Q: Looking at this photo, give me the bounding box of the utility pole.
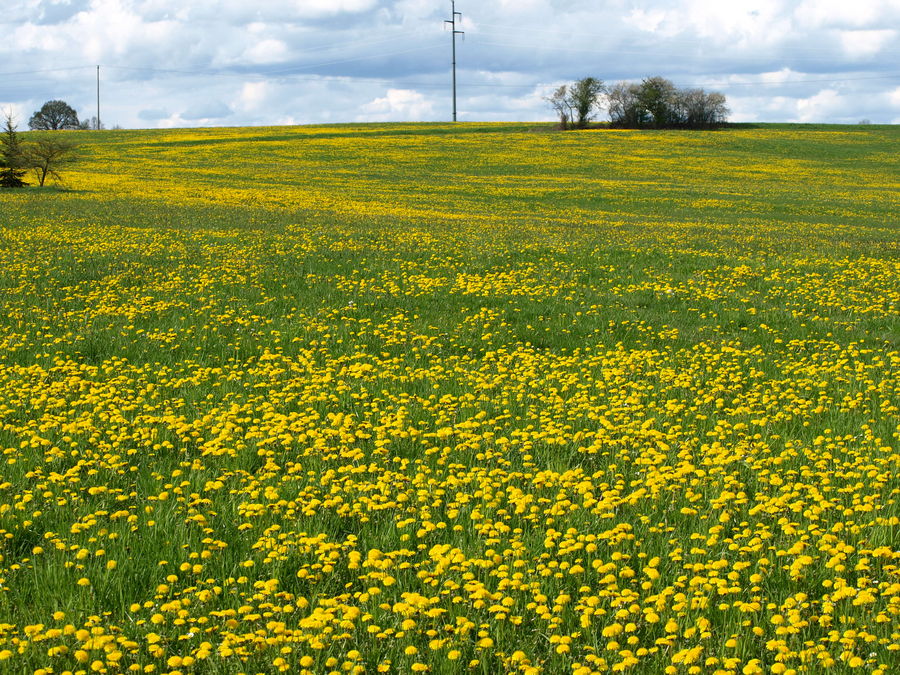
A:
[444,1,464,122]
[96,65,101,130]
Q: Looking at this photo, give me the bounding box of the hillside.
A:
[0,123,898,674]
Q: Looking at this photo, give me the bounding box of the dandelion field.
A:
[0,122,898,675]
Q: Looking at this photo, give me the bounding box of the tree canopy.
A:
[1,112,78,188]
[608,77,729,129]
[550,76,729,130]
[546,77,606,129]
[29,100,80,131]
[26,136,78,186]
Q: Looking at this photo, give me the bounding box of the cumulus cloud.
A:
[358,88,434,121]
[236,81,272,112]
[1,0,898,127]
[243,39,290,65]
[839,29,897,59]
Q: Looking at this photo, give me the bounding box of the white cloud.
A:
[796,88,842,122]
[758,68,801,85]
[792,0,895,29]
[2,0,898,127]
[889,87,900,107]
[290,0,379,17]
[624,9,668,34]
[624,0,790,45]
[244,39,290,64]
[839,29,897,58]
[236,81,271,112]
[0,102,28,123]
[358,88,434,121]
[13,22,68,51]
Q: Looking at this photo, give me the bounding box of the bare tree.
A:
[702,91,729,126]
[607,81,645,128]
[546,85,573,129]
[678,89,729,127]
[79,116,105,131]
[29,100,80,131]
[26,136,78,186]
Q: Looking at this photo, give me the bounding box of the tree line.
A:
[548,76,729,130]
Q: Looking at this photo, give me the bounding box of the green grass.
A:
[0,122,897,674]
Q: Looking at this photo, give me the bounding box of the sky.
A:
[2,0,899,128]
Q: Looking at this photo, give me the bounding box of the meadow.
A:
[0,122,897,675]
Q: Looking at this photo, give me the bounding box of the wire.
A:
[0,65,96,77]
[0,31,439,79]
[2,29,897,116]
[694,74,900,87]
[100,68,540,93]
[99,44,442,80]
[242,44,444,75]
[475,22,900,57]
[4,57,896,95]
[473,37,900,66]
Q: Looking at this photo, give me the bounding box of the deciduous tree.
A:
[638,76,679,128]
[608,77,729,129]
[568,77,606,129]
[607,82,645,128]
[79,116,104,131]
[27,136,78,186]
[29,100,80,131]
[546,85,573,130]
[546,77,606,130]
[677,88,730,127]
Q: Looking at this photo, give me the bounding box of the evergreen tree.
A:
[0,113,28,188]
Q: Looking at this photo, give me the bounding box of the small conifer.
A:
[0,113,28,188]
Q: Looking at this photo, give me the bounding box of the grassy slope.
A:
[7,123,898,354]
[0,123,897,674]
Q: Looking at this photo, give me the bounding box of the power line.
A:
[100,63,900,91]
[687,73,900,87]
[0,65,97,77]
[2,25,898,126]
[101,45,442,79]
[473,37,900,64]
[104,72,529,90]
[3,60,896,93]
[0,33,439,80]
[474,22,900,57]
